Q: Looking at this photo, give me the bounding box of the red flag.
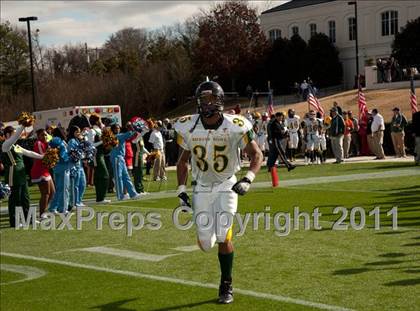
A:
[267,91,275,116]
[307,87,324,116]
[410,78,418,113]
[358,86,368,122]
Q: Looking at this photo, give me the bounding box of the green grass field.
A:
[1,162,419,311]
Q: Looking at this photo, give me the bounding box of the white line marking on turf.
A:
[171,245,200,252]
[0,263,46,285]
[77,246,180,262]
[0,252,355,311]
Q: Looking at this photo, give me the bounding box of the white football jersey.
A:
[285,116,300,132]
[175,114,254,186]
[304,118,323,135]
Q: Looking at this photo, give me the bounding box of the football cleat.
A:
[218,280,234,304]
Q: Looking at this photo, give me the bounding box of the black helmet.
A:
[288,109,295,118]
[195,80,224,118]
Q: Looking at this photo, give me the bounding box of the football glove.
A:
[177,185,191,207]
[178,192,191,207]
[231,171,255,196]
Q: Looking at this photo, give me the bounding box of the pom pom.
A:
[69,147,83,163]
[0,182,11,200]
[146,150,160,162]
[102,128,118,150]
[79,140,96,162]
[17,112,35,127]
[131,116,149,133]
[42,148,59,169]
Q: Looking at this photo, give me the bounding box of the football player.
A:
[303,110,323,164]
[175,80,263,304]
[285,109,300,161]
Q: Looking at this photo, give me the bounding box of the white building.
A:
[260,0,420,89]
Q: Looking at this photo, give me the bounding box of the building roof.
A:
[262,0,337,15]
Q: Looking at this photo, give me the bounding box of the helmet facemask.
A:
[197,93,224,118]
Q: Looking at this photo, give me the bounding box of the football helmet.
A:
[195,80,224,118]
[288,109,295,118]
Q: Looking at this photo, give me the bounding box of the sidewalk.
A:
[165,155,415,171]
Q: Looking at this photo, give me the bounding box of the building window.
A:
[309,23,317,37]
[328,20,336,43]
[269,29,281,43]
[381,10,398,36]
[292,26,299,36]
[348,17,356,41]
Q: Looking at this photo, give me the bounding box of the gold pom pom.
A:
[17,112,35,127]
[102,128,118,150]
[42,148,60,169]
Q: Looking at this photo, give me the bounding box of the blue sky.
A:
[1,1,286,48]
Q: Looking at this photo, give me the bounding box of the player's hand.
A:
[232,177,252,196]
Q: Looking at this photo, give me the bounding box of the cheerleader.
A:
[110,124,141,200]
[1,125,43,227]
[31,129,55,218]
[132,132,149,194]
[49,128,70,214]
[68,126,87,208]
[93,132,110,204]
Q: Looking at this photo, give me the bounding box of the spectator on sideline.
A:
[329,107,345,163]
[149,122,166,181]
[390,107,407,158]
[342,111,354,159]
[371,109,386,159]
[333,101,343,116]
[413,111,420,166]
[348,111,360,156]
[366,112,374,156]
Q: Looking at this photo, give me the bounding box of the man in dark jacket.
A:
[267,112,295,171]
[329,108,345,163]
[413,111,420,165]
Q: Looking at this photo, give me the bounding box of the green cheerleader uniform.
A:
[0,142,30,227]
[93,144,109,202]
[132,136,147,193]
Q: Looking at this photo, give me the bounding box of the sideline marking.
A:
[0,252,355,311]
[0,264,46,285]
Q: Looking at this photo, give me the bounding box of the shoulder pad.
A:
[174,114,199,134]
[224,114,253,133]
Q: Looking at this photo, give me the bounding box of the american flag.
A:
[267,90,275,116]
[307,86,324,116]
[358,86,368,121]
[410,78,418,113]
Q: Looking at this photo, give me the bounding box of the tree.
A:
[194,1,268,90]
[304,33,342,87]
[0,21,30,96]
[103,27,148,74]
[265,37,293,93]
[392,17,420,67]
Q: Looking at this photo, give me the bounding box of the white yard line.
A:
[0,263,46,285]
[77,246,180,262]
[0,252,355,311]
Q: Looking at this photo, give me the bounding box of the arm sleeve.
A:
[1,126,24,152]
[93,141,103,147]
[21,148,44,160]
[118,131,136,143]
[60,145,69,162]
